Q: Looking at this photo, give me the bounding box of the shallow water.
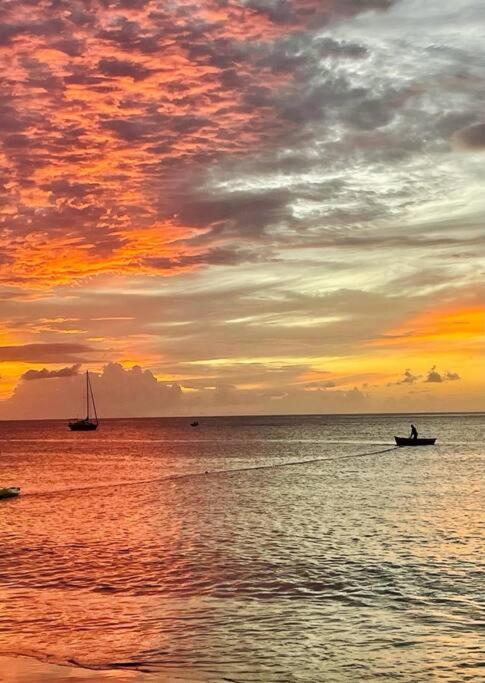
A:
[0,414,483,681]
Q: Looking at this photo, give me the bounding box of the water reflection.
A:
[0,415,483,681]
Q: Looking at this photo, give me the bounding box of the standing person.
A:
[410,424,418,440]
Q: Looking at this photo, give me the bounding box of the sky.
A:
[0,0,484,418]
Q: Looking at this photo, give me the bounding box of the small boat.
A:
[190,421,199,427]
[0,487,20,499]
[395,436,436,447]
[69,371,99,431]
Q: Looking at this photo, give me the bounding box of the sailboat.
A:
[68,371,99,431]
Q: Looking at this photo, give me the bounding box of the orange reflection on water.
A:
[0,439,210,677]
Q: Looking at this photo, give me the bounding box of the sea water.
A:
[0,414,483,681]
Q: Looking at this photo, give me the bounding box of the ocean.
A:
[0,414,483,682]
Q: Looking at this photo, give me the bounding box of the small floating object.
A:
[395,437,436,447]
[0,487,20,499]
[190,421,199,427]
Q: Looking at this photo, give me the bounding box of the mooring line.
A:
[19,446,398,499]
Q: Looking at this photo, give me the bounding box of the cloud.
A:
[391,369,420,386]
[452,123,485,150]
[142,247,265,270]
[391,364,462,387]
[0,361,374,418]
[0,0,418,290]
[425,366,444,383]
[0,363,182,419]
[0,0,483,415]
[424,365,461,383]
[305,380,337,389]
[98,57,152,81]
[242,0,396,26]
[21,363,81,381]
[0,343,97,363]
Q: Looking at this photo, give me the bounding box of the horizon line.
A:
[0,410,484,424]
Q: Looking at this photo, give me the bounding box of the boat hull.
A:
[395,437,436,447]
[69,421,98,431]
[0,487,20,499]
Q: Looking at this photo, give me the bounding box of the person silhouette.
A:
[410,424,418,440]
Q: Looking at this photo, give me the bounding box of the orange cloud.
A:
[0,0,390,291]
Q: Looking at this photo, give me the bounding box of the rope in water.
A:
[22,445,398,498]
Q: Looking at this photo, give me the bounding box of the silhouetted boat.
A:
[395,436,436,447]
[190,421,199,427]
[69,371,98,431]
[0,487,20,499]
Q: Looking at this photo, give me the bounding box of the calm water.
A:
[0,414,483,682]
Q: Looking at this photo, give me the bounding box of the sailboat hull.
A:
[69,421,98,431]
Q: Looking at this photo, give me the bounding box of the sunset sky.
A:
[0,0,483,418]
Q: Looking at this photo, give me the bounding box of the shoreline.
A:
[0,655,210,683]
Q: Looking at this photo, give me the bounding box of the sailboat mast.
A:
[88,372,98,424]
[86,371,89,420]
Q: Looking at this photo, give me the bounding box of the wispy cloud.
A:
[0,343,96,362]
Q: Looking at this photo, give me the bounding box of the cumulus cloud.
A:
[391,369,420,386]
[424,366,461,384]
[391,365,462,387]
[0,362,372,419]
[21,363,81,381]
[0,363,182,419]
[424,366,443,383]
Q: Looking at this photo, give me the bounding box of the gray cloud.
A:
[143,247,267,270]
[424,366,461,384]
[170,188,294,239]
[452,122,485,150]
[98,57,152,81]
[0,343,97,363]
[242,0,396,26]
[391,369,420,386]
[425,366,444,383]
[21,363,81,381]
